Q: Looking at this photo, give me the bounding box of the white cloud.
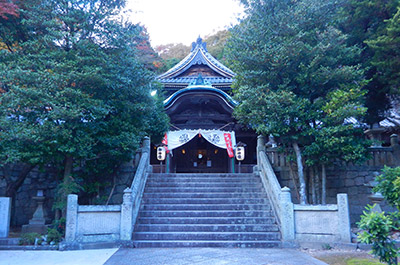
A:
[126,0,244,46]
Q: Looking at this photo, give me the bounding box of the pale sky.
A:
[126,0,244,47]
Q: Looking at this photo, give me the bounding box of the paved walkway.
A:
[104,248,327,265]
[0,247,327,265]
[0,248,118,265]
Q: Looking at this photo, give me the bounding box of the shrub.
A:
[19,233,42,245]
[46,228,62,244]
[358,166,400,265]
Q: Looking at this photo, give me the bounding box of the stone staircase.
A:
[133,173,281,247]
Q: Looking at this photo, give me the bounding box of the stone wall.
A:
[0,161,136,228]
[0,166,59,227]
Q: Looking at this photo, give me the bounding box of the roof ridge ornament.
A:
[189,74,212,87]
[191,36,208,52]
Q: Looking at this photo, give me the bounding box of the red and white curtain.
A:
[165,129,236,158]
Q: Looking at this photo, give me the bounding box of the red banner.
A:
[162,133,169,153]
[224,133,234,158]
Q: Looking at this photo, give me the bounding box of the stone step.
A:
[133,240,281,248]
[134,172,280,248]
[141,204,271,211]
[142,198,269,205]
[133,232,281,241]
[0,238,20,246]
[146,177,261,183]
[149,173,256,178]
[136,224,279,232]
[142,192,267,199]
[145,183,263,188]
[137,217,277,225]
[139,210,274,218]
[144,187,264,193]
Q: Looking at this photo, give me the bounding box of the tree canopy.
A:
[227,0,370,204]
[0,0,169,208]
[339,0,400,125]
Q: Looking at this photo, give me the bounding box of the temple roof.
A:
[164,74,238,110]
[157,37,235,88]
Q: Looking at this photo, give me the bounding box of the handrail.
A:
[258,150,283,225]
[130,137,151,231]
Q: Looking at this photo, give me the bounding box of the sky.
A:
[125,0,244,47]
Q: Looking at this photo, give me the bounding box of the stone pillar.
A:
[0,197,11,238]
[280,187,295,241]
[257,135,266,169]
[391,134,400,165]
[337,193,351,243]
[365,127,385,147]
[142,136,150,154]
[391,134,399,147]
[65,194,78,243]
[120,188,133,241]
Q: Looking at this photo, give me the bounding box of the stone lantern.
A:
[22,189,47,234]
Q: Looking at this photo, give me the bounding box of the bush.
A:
[19,233,42,245]
[358,206,399,265]
[51,217,66,236]
[374,166,400,210]
[358,166,400,265]
[46,228,62,244]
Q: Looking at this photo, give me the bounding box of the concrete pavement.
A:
[0,248,118,265]
[0,247,327,265]
[104,248,327,265]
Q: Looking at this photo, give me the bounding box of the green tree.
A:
[203,30,230,62]
[303,86,370,203]
[339,0,400,125]
[0,0,168,212]
[366,7,400,95]
[155,30,231,72]
[227,0,368,204]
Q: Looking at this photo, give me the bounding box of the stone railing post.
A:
[65,194,78,242]
[142,136,150,154]
[280,187,295,242]
[120,188,133,241]
[0,197,11,238]
[337,193,351,243]
[257,135,266,170]
[391,134,400,165]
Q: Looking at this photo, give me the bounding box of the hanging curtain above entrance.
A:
[166,129,236,157]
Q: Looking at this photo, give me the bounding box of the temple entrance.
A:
[173,134,229,173]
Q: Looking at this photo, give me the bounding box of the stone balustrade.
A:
[257,136,351,244]
[266,134,400,168]
[64,137,151,247]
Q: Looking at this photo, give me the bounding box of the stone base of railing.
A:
[59,240,133,251]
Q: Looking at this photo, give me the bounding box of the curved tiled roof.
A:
[164,84,238,110]
[157,37,235,83]
[160,76,233,85]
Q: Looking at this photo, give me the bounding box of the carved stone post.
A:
[65,194,78,243]
[280,186,295,242]
[257,135,266,170]
[120,188,133,241]
[391,134,400,165]
[142,136,150,154]
[337,193,351,243]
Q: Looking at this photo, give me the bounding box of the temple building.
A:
[151,37,257,173]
